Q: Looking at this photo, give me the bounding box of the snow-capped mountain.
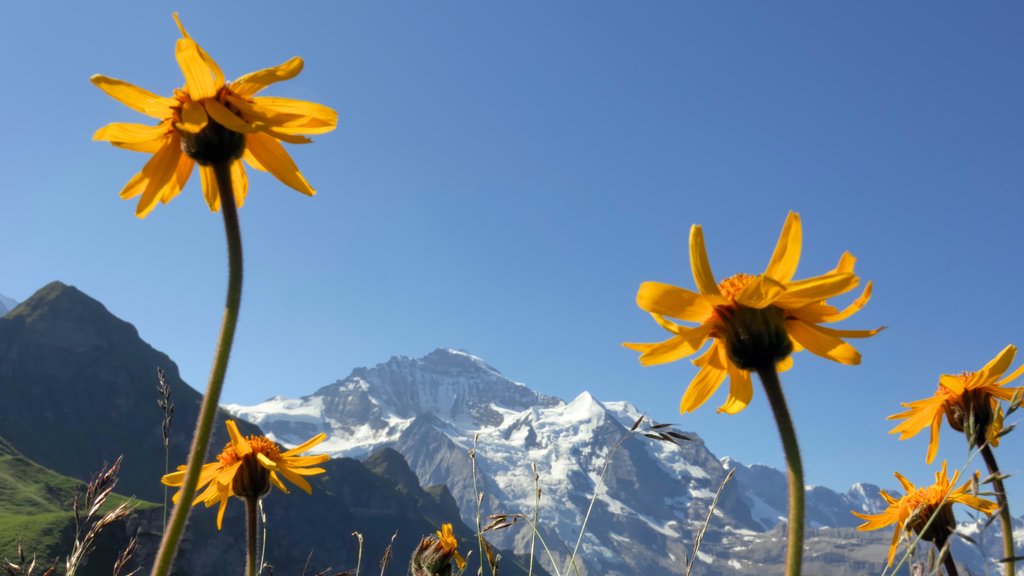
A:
[227,349,997,575]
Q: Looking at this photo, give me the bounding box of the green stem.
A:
[935,532,960,576]
[149,162,243,576]
[246,497,259,576]
[755,365,804,576]
[981,445,1016,576]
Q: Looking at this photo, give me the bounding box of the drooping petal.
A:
[281,454,330,467]
[199,164,221,212]
[90,75,177,118]
[763,211,801,283]
[679,361,728,413]
[278,467,314,494]
[242,147,267,172]
[230,56,304,98]
[689,225,722,298]
[734,275,786,309]
[231,160,248,208]
[161,145,194,204]
[635,282,713,322]
[245,132,316,195]
[925,413,942,464]
[785,319,862,365]
[93,122,171,145]
[134,140,184,218]
[719,356,753,414]
[176,100,209,134]
[623,323,712,366]
[269,471,290,493]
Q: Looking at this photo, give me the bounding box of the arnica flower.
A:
[624,211,882,414]
[161,420,328,529]
[410,523,467,575]
[852,461,997,566]
[91,13,337,218]
[889,345,1024,464]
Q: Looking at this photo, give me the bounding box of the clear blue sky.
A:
[4,2,1024,507]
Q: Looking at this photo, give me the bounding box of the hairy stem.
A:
[246,497,259,576]
[981,445,1016,576]
[150,162,243,576]
[755,365,804,576]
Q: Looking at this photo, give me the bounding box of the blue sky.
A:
[4,2,1024,508]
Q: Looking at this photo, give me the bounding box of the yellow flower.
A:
[436,523,467,570]
[851,461,997,566]
[91,13,337,218]
[161,420,328,529]
[624,211,881,414]
[888,345,1024,463]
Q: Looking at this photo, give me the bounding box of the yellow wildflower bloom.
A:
[888,345,1024,463]
[91,13,337,218]
[852,461,997,566]
[437,523,467,570]
[625,211,881,414]
[161,420,328,529]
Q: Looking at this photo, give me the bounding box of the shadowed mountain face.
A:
[0,281,257,502]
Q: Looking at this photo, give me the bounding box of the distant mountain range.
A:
[1,282,1019,575]
[226,348,1021,575]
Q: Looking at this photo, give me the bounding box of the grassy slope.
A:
[0,436,156,567]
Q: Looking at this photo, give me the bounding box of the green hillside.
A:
[0,436,156,572]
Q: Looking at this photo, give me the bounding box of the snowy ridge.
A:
[226,348,950,576]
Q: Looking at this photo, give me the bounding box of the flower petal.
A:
[764,211,802,283]
[199,164,221,212]
[161,148,194,205]
[719,355,753,414]
[679,361,728,413]
[734,275,786,309]
[785,319,862,365]
[90,75,177,119]
[689,225,722,298]
[245,132,316,195]
[970,344,1017,387]
[278,467,314,494]
[204,98,260,133]
[175,36,222,100]
[281,432,328,457]
[94,122,171,145]
[774,272,859,307]
[226,420,252,456]
[133,139,184,218]
[623,323,712,366]
[252,96,338,133]
[176,100,208,134]
[230,56,304,98]
[635,282,713,322]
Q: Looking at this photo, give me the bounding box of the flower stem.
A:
[935,532,960,576]
[246,497,259,576]
[981,445,1016,576]
[150,162,243,576]
[754,364,804,576]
